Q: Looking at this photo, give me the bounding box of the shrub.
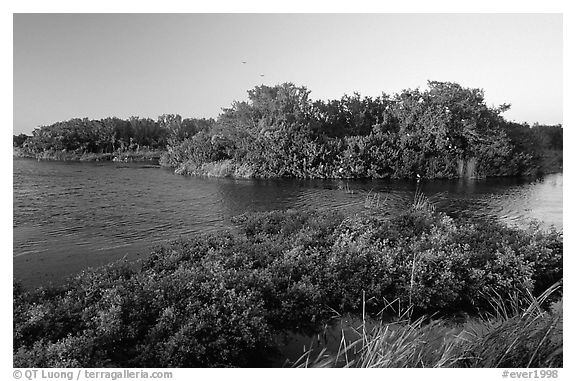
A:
[14,208,563,367]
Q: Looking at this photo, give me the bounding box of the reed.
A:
[411,187,436,212]
[294,281,562,368]
[364,190,385,209]
[338,182,355,194]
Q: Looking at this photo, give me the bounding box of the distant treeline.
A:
[13,116,214,155]
[14,81,562,179]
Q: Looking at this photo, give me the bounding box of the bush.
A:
[14,208,563,367]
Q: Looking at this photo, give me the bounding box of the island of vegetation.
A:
[13,81,563,368]
[14,81,562,179]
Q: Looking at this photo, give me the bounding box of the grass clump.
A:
[295,282,562,368]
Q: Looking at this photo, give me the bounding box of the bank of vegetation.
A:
[13,204,563,367]
[13,115,214,163]
[14,81,562,177]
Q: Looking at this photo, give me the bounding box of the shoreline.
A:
[14,148,562,179]
[165,149,563,180]
[167,151,563,180]
[13,147,163,163]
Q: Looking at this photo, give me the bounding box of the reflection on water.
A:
[13,159,562,288]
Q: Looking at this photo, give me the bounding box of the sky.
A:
[13,13,563,134]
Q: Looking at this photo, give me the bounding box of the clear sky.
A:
[13,13,562,134]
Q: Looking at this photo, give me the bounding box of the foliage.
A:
[16,115,215,158]
[14,207,563,367]
[13,133,30,147]
[160,81,562,179]
[295,283,562,368]
[15,81,561,178]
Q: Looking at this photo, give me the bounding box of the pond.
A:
[13,158,562,289]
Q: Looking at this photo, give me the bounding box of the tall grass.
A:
[363,186,436,213]
[411,187,436,212]
[338,182,355,194]
[294,281,562,368]
[408,187,434,311]
[364,190,385,209]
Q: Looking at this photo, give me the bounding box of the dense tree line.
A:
[14,81,562,178]
[13,116,215,155]
[161,81,563,179]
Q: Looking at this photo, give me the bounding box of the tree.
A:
[218,83,313,137]
[13,133,30,147]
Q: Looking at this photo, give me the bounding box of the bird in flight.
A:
[260,74,265,77]
[241,61,246,64]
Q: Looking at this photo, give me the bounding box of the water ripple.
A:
[13,159,562,287]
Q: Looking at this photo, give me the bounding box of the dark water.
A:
[268,313,380,367]
[13,158,562,288]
